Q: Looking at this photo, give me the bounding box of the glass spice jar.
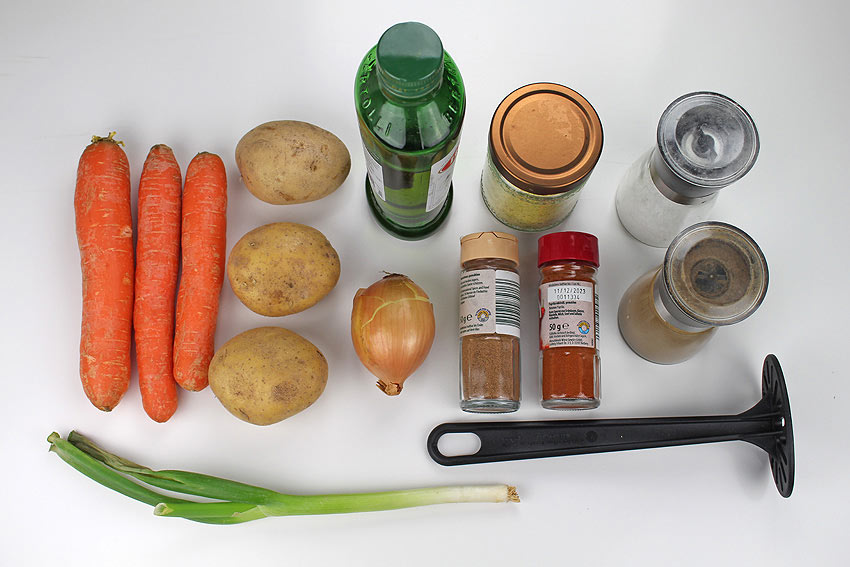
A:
[615,92,759,248]
[538,232,600,409]
[481,83,603,232]
[618,222,768,364]
[459,231,521,413]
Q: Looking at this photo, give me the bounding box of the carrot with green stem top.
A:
[173,152,227,391]
[74,132,134,411]
[134,145,182,422]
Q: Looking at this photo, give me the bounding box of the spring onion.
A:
[47,431,519,524]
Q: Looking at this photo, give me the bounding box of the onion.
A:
[351,273,436,395]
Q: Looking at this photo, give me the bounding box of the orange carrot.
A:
[173,152,227,391]
[134,145,182,422]
[74,132,134,411]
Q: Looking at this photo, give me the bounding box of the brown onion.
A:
[351,273,436,395]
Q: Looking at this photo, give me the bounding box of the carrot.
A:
[74,132,134,411]
[134,145,182,422]
[173,152,227,391]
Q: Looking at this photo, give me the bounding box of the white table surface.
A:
[2,1,848,565]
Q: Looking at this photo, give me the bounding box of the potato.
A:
[227,222,340,316]
[235,120,350,204]
[209,327,328,425]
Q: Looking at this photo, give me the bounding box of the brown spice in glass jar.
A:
[461,333,520,401]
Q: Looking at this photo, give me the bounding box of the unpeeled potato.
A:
[227,222,340,317]
[209,327,328,425]
[235,120,350,204]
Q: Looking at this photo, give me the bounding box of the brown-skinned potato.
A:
[209,327,328,425]
[227,222,340,317]
[235,120,350,204]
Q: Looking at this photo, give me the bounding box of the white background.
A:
[1,1,848,565]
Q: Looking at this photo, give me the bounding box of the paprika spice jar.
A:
[538,232,600,409]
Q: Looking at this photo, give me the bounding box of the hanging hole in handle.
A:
[436,432,482,457]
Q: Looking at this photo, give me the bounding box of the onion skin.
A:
[351,274,436,395]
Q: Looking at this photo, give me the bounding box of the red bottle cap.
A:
[538,231,599,267]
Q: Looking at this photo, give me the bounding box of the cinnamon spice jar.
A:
[538,232,600,409]
[459,232,521,412]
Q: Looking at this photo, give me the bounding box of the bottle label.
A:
[539,281,597,349]
[459,269,520,338]
[363,145,385,201]
[426,138,460,212]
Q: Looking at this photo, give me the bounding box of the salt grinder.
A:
[615,92,759,247]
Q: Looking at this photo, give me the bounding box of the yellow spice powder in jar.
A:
[481,83,603,232]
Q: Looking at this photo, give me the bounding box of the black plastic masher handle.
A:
[427,412,781,465]
[427,355,794,497]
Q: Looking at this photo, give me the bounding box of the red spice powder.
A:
[538,232,600,410]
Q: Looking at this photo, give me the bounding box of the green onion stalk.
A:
[47,431,519,524]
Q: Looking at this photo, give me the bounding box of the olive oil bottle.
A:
[355,22,465,239]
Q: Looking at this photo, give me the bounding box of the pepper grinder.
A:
[617,222,768,364]
[615,92,759,248]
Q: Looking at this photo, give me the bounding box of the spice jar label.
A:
[363,145,386,201]
[460,269,520,338]
[539,281,596,348]
[426,137,461,212]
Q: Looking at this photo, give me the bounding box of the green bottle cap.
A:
[376,22,444,99]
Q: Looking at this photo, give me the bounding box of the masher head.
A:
[762,354,794,497]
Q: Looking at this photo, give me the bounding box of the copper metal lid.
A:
[488,83,603,196]
[460,231,519,264]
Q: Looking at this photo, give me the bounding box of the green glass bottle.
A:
[355,22,466,239]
